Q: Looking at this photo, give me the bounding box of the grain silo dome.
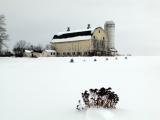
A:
[104,21,115,27]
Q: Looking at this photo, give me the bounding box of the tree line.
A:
[0,14,52,57]
[13,40,45,57]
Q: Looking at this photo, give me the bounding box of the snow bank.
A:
[0,56,160,120]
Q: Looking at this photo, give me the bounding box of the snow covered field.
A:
[1,56,160,120]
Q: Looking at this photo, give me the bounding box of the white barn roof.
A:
[51,28,95,43]
[56,28,94,36]
[51,36,91,43]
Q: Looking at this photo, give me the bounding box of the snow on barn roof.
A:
[44,50,56,53]
[52,36,91,43]
[51,28,95,43]
[56,28,94,36]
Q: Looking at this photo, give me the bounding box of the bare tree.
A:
[25,42,34,50]
[45,44,52,50]
[0,15,8,52]
[25,43,44,52]
[13,40,27,57]
[33,44,43,53]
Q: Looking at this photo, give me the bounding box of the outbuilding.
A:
[42,50,56,57]
[24,50,33,57]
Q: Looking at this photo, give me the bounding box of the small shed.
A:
[24,50,33,57]
[42,50,56,57]
[32,52,42,58]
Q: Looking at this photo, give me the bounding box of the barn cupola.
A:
[67,27,70,31]
[87,24,91,29]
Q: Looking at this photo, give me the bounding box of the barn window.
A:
[67,52,70,56]
[77,52,81,56]
[84,52,87,56]
[72,52,75,56]
[63,52,66,56]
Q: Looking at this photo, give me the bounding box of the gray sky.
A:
[0,0,160,55]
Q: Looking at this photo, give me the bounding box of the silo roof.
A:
[105,21,115,24]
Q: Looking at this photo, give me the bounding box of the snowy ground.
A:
[1,56,160,120]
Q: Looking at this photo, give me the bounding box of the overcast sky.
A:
[0,0,160,55]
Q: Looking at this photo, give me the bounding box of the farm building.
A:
[51,21,118,56]
[24,49,56,58]
[42,50,56,57]
[24,50,33,57]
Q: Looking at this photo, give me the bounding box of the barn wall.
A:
[42,51,56,57]
[92,27,108,51]
[52,40,92,56]
[92,27,107,41]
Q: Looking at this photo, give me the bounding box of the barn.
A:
[51,21,118,56]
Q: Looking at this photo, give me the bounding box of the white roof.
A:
[25,50,32,53]
[44,50,56,53]
[51,35,91,43]
[56,28,95,36]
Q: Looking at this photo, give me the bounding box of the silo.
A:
[104,21,115,50]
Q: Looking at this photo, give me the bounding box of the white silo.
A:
[104,21,115,50]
